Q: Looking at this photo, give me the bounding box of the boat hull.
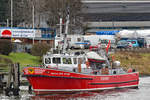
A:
[23,67,139,95]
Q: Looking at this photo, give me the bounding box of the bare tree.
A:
[13,0,83,34]
[44,0,83,34]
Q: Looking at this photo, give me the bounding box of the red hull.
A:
[23,67,139,95]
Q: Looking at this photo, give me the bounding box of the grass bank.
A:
[0,52,41,72]
[1,52,150,76]
[112,51,150,76]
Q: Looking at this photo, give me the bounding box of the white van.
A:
[67,35,84,49]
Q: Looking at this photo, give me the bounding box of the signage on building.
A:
[0,29,41,38]
[12,29,35,38]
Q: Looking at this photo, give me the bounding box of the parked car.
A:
[127,40,139,48]
[127,42,133,48]
[117,40,130,49]
[99,39,116,49]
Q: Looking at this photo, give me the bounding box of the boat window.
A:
[73,58,77,64]
[78,58,86,64]
[53,57,61,64]
[45,58,51,64]
[63,58,72,64]
[78,58,82,64]
[82,58,86,64]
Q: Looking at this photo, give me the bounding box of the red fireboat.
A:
[23,51,139,95]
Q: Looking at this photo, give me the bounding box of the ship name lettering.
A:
[34,69,45,74]
[51,73,58,75]
[64,73,70,75]
[101,77,109,80]
[51,72,70,75]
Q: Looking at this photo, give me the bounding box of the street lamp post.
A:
[11,0,13,28]
[10,0,13,42]
[7,19,9,27]
[32,5,35,45]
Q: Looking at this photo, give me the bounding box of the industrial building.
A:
[81,0,150,32]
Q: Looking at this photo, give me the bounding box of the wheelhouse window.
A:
[78,58,82,64]
[45,58,51,64]
[53,57,61,64]
[78,58,86,64]
[63,58,72,64]
[81,58,86,64]
[73,58,77,64]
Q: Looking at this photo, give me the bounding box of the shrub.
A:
[31,43,51,57]
[0,40,12,55]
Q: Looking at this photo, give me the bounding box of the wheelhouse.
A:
[43,53,87,70]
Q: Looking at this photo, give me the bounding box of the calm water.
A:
[0,76,150,100]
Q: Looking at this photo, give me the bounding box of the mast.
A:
[59,18,63,36]
[32,5,35,45]
[62,9,70,54]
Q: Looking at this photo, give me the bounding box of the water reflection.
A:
[29,89,132,100]
[30,92,96,100]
